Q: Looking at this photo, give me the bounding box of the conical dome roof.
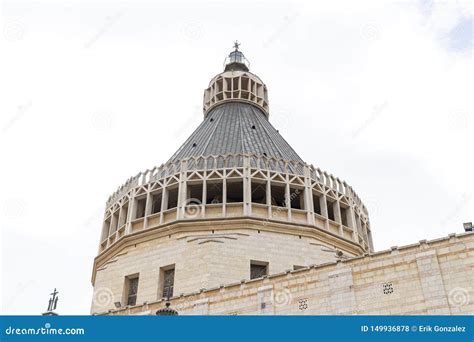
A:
[167,102,302,164]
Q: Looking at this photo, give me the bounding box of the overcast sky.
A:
[1,0,472,315]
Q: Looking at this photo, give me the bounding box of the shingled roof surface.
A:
[167,102,303,164]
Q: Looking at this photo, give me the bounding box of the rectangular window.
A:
[187,182,203,204]
[270,183,286,207]
[206,181,223,204]
[216,78,223,92]
[166,186,179,210]
[313,192,321,215]
[102,217,111,240]
[241,77,249,91]
[225,78,232,91]
[161,266,175,299]
[340,205,349,226]
[110,210,119,234]
[125,275,139,306]
[135,197,146,219]
[151,192,162,215]
[290,187,304,209]
[356,215,363,235]
[251,181,266,204]
[327,199,335,221]
[250,261,268,279]
[119,203,129,227]
[226,180,243,203]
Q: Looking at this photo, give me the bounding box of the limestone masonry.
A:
[90,45,473,315]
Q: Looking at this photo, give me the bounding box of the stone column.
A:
[222,175,227,217]
[320,193,329,230]
[125,190,135,234]
[177,160,188,220]
[202,180,207,217]
[243,155,251,216]
[159,187,167,225]
[349,204,358,241]
[285,182,291,221]
[266,178,272,220]
[334,200,342,235]
[367,224,374,251]
[304,165,315,225]
[143,191,152,228]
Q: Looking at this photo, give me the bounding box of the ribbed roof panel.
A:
[167,102,302,164]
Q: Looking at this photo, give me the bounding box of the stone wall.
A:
[92,232,474,315]
[91,219,362,313]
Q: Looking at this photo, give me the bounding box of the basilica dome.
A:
[91,44,373,314]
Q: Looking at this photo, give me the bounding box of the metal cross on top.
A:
[47,288,59,312]
[233,40,241,51]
